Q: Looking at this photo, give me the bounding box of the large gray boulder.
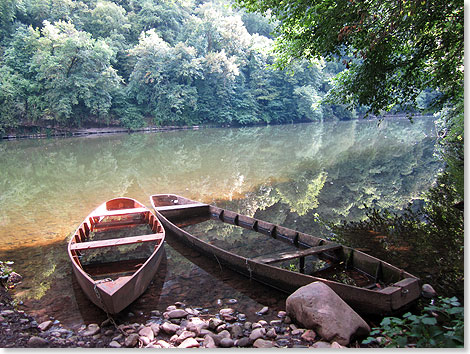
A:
[286,281,370,345]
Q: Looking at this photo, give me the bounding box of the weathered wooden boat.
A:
[68,197,165,314]
[150,194,421,315]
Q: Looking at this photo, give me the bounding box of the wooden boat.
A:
[150,194,421,315]
[68,197,165,314]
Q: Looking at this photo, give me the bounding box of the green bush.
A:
[363,297,464,348]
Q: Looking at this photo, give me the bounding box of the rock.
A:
[186,317,208,335]
[235,337,250,347]
[229,324,244,339]
[286,281,371,345]
[331,341,345,348]
[219,337,234,348]
[266,328,277,338]
[219,308,234,316]
[292,328,304,335]
[178,337,200,348]
[253,339,274,348]
[167,309,188,319]
[82,323,100,336]
[140,336,151,346]
[283,316,292,324]
[175,301,185,308]
[244,322,252,330]
[251,322,262,329]
[150,323,160,336]
[227,298,238,304]
[312,341,332,348]
[216,324,227,332]
[177,330,196,344]
[270,319,282,326]
[166,305,177,311]
[217,329,231,340]
[209,318,223,329]
[257,306,269,315]
[161,322,180,335]
[0,310,14,316]
[38,320,53,331]
[157,340,171,348]
[124,333,140,348]
[185,308,200,316]
[237,313,246,321]
[301,329,316,342]
[28,336,48,347]
[139,326,154,341]
[422,284,437,298]
[108,341,121,348]
[9,272,22,284]
[151,310,161,317]
[249,327,266,342]
[203,334,217,348]
[277,311,287,318]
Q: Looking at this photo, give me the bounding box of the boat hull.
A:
[150,194,421,315]
[68,197,165,314]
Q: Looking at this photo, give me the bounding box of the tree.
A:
[235,0,464,199]
[32,20,122,125]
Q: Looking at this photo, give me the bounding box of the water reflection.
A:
[0,117,440,327]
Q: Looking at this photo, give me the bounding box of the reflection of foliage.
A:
[331,172,463,298]
[275,171,327,215]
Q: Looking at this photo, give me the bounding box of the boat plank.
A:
[156,203,206,211]
[70,233,164,251]
[90,207,149,218]
[251,243,342,264]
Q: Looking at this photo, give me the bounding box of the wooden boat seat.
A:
[70,233,164,251]
[250,243,342,264]
[156,203,206,211]
[90,207,149,218]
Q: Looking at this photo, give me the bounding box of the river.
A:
[0,117,441,328]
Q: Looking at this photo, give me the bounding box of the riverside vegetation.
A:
[0,0,440,135]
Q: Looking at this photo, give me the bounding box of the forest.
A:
[0,0,439,134]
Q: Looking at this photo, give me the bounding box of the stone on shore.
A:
[167,309,188,319]
[422,284,437,298]
[28,336,48,347]
[253,338,274,348]
[38,320,53,331]
[249,327,266,342]
[108,341,121,348]
[124,333,140,347]
[161,322,180,334]
[203,334,217,348]
[286,281,370,345]
[81,323,100,336]
[139,326,154,341]
[178,337,200,348]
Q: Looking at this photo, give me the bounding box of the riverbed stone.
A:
[253,338,274,348]
[124,333,140,347]
[178,337,200,348]
[422,284,437,298]
[209,317,223,329]
[301,329,317,342]
[28,336,49,347]
[82,323,100,336]
[203,334,217,348]
[235,337,250,347]
[219,337,234,348]
[219,308,234,316]
[161,322,180,334]
[38,320,53,331]
[108,340,121,348]
[286,281,370,345]
[186,317,208,335]
[312,341,332,348]
[229,323,244,338]
[156,340,171,348]
[257,306,269,315]
[139,326,154,341]
[266,328,277,338]
[167,309,188,319]
[249,327,266,342]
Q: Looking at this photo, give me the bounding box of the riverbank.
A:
[0,284,364,348]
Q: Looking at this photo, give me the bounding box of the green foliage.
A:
[0,261,14,285]
[363,297,464,348]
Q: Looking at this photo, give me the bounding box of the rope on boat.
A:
[213,253,223,271]
[93,279,127,337]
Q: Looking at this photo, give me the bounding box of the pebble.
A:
[266,328,277,338]
[227,298,238,304]
[277,310,287,318]
[28,336,48,347]
[1,310,14,316]
[156,340,171,348]
[161,322,179,334]
[237,313,246,321]
[167,309,188,319]
[257,306,269,315]
[139,326,154,341]
[312,341,332,348]
[253,338,274,348]
[124,333,140,348]
[249,327,266,342]
[219,337,234,347]
[235,337,251,347]
[81,323,100,336]
[229,324,243,338]
[178,337,200,348]
[0,316,4,322]
[331,341,345,348]
[108,341,121,348]
[203,334,217,348]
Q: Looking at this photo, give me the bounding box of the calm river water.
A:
[0,117,440,328]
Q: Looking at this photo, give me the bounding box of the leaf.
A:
[421,317,438,326]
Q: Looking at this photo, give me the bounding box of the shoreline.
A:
[0,284,361,348]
